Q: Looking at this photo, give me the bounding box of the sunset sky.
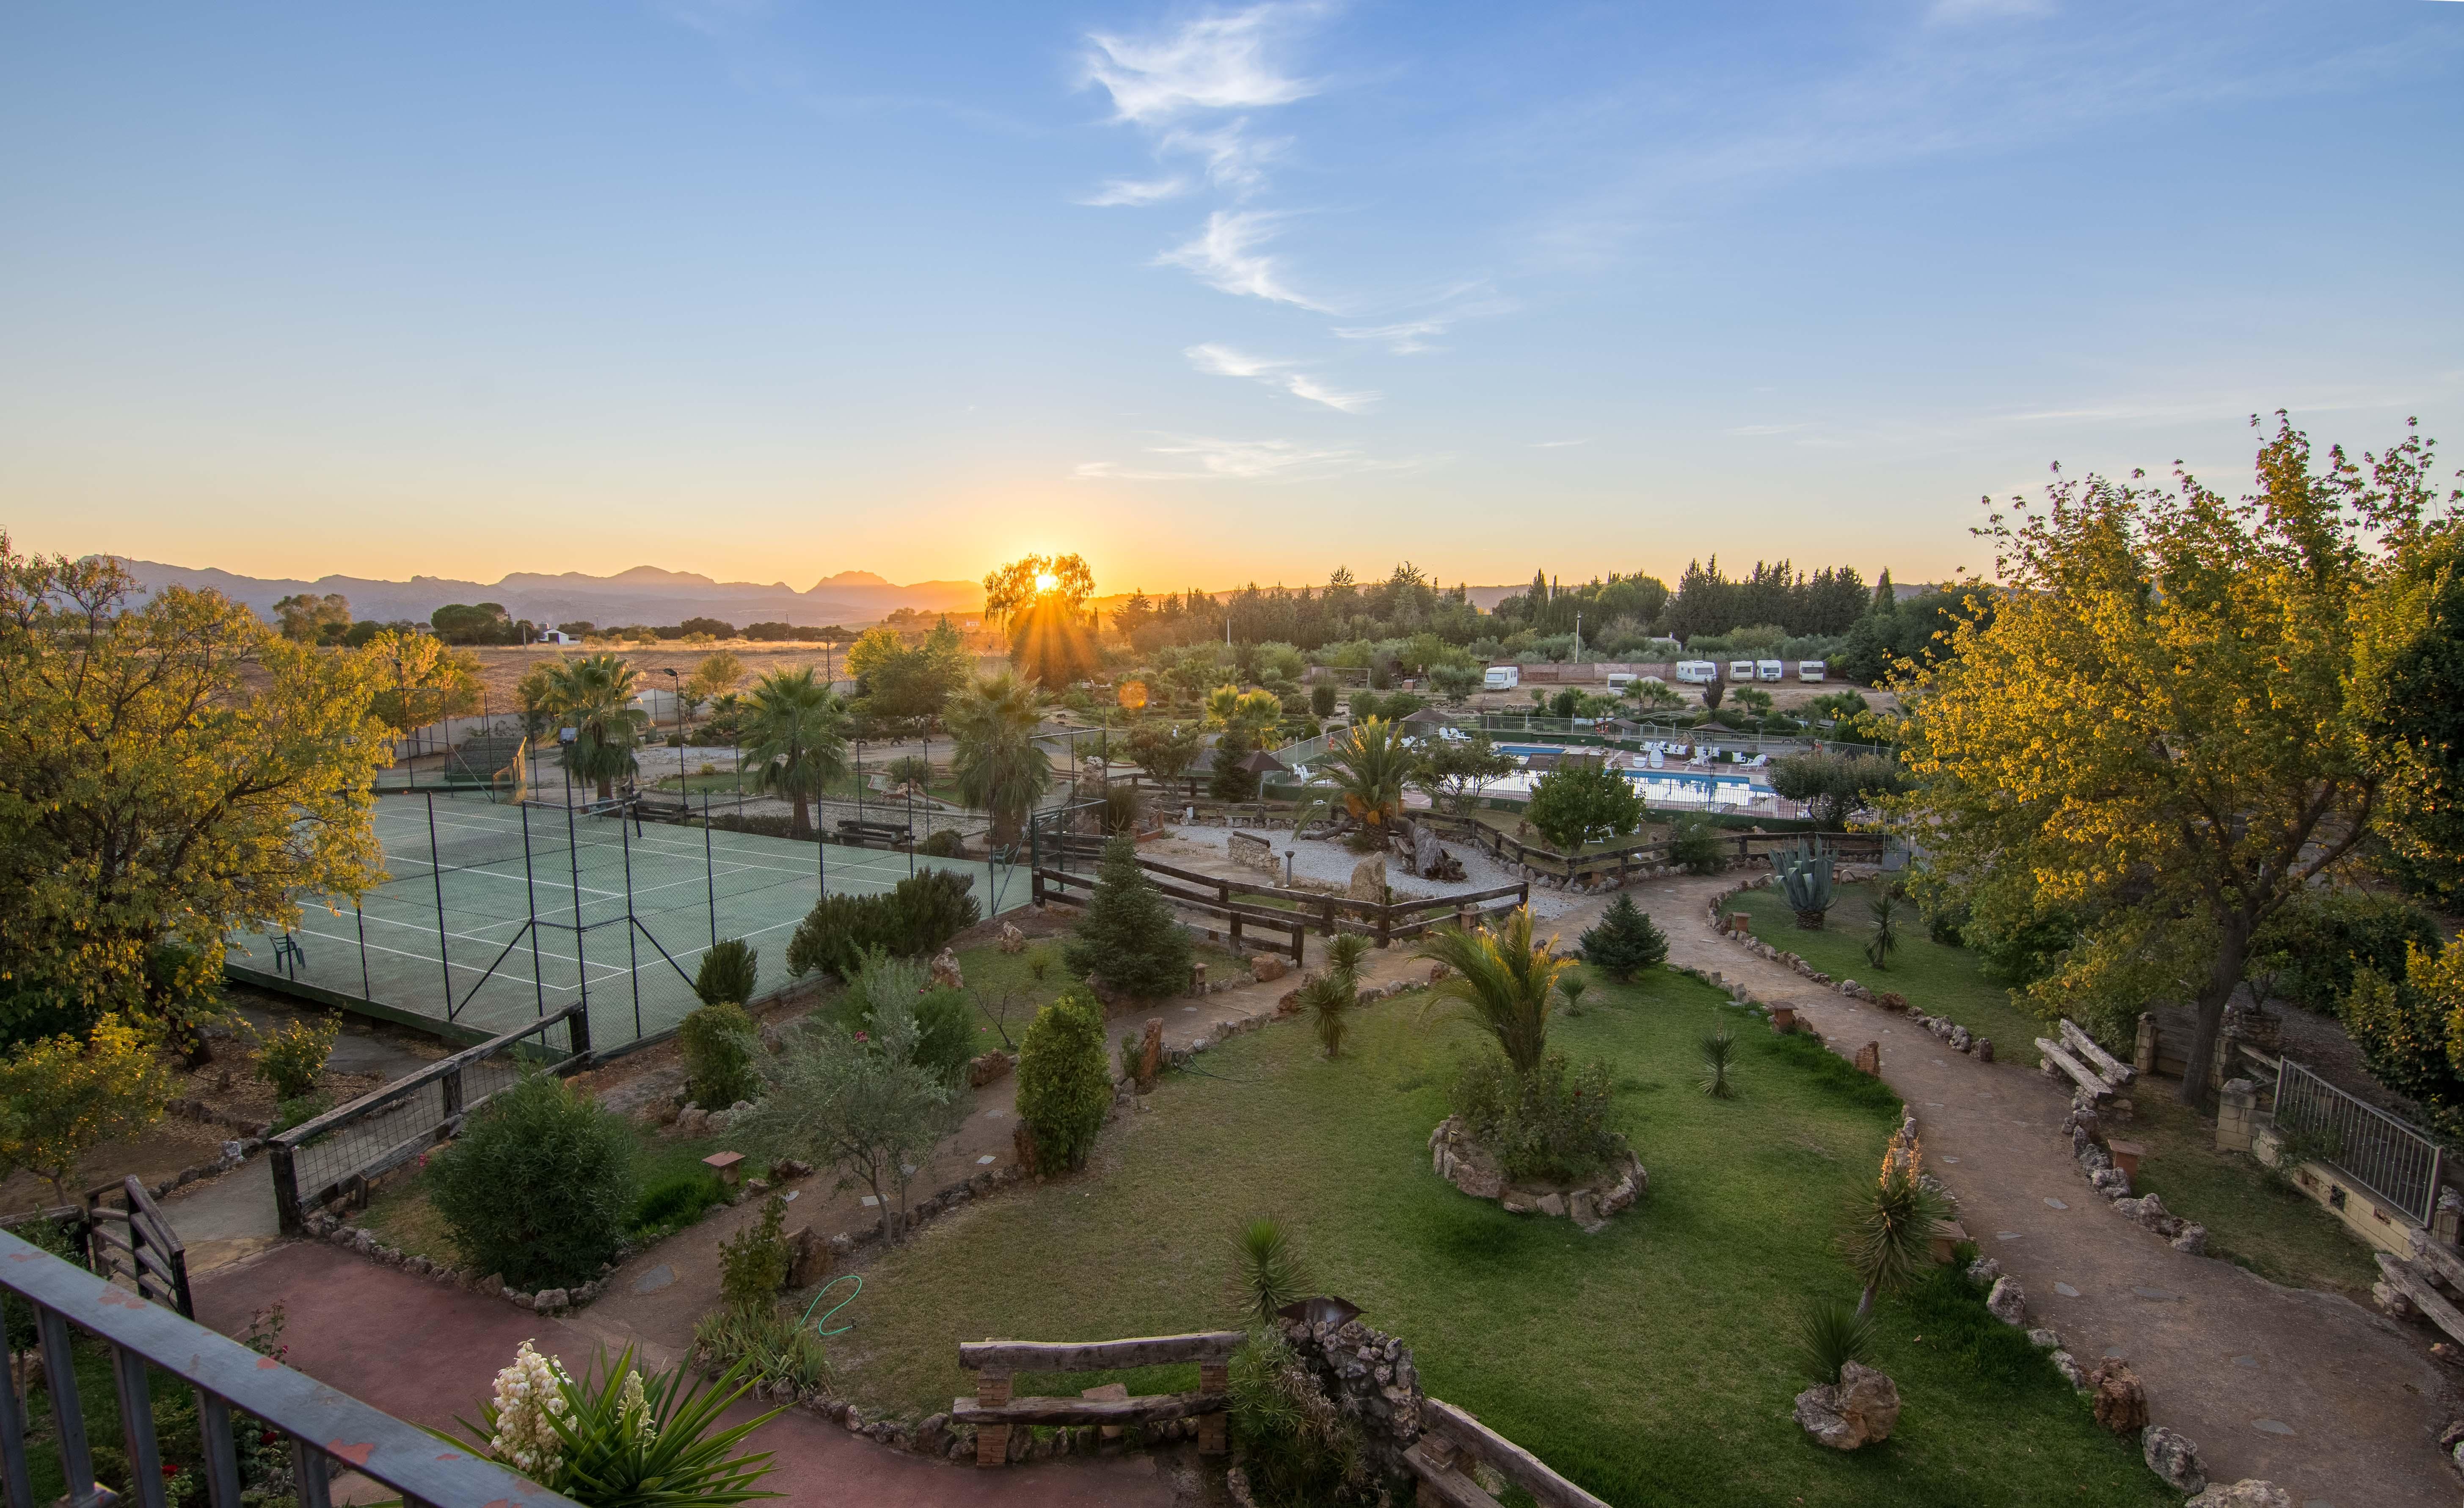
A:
[5,2,2460,594]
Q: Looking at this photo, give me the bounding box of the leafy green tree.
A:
[1894,416,2432,1095]
[738,667,848,839]
[2344,942,2464,1137]
[947,672,1052,845]
[845,619,969,730]
[1064,836,1193,1000]
[430,602,515,645]
[1579,893,1667,981]
[271,592,351,644]
[0,545,391,1042]
[2252,887,2440,1015]
[739,991,962,1245]
[1126,721,1202,785]
[540,652,650,800]
[1770,751,1908,829]
[1014,989,1112,1173]
[1428,663,1482,704]
[1413,735,1517,813]
[0,1015,176,1200]
[2359,518,2464,905]
[364,627,483,732]
[684,650,746,712]
[1523,758,1643,852]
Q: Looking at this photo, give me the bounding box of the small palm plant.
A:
[1864,891,1900,970]
[1845,1138,1947,1318]
[1414,908,1568,1076]
[1795,1294,1876,1384]
[1298,972,1357,1059]
[1325,932,1372,979]
[1232,1216,1309,1325]
[1699,1028,1738,1099]
[1558,970,1590,1018]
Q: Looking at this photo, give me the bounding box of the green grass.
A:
[1730,879,2379,1300]
[824,970,2171,1508]
[2122,1090,2379,1297]
[1730,881,2048,1067]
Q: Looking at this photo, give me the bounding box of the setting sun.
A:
[1034,572,1059,593]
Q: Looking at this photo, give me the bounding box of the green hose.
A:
[799,1273,862,1337]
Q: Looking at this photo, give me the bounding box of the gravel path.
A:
[1155,824,1584,921]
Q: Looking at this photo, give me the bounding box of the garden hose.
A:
[801,1274,863,1337]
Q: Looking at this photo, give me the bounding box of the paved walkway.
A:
[1614,869,2453,1506]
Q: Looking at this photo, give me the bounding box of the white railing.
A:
[2275,1058,2445,1226]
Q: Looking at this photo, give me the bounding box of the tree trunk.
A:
[791,795,811,841]
[1795,910,1826,930]
[2177,919,2253,1106]
[596,773,614,800]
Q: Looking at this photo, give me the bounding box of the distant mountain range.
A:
[107,559,984,630]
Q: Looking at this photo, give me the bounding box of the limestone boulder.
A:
[927,948,964,991]
[1251,955,1289,983]
[967,1051,1014,1089]
[998,922,1027,955]
[1792,1363,1902,1450]
[1347,856,1388,902]
[2184,1483,2292,1508]
[1985,1276,2028,1327]
[2141,1425,2206,1494]
[2170,1223,2208,1256]
[2087,1359,2149,1434]
[1965,1255,2002,1288]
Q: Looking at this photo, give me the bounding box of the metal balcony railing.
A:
[0,1228,579,1508]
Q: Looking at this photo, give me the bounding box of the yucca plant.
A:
[1415,907,1568,1076]
[1795,1294,1876,1384]
[1558,969,1590,1018]
[1864,892,1899,971]
[1844,1139,1947,1318]
[1325,931,1372,981]
[1297,971,1358,1059]
[1232,1216,1310,1325]
[1698,1028,1738,1099]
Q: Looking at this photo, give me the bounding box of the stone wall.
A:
[1276,1310,1425,1488]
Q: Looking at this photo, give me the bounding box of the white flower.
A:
[486,1340,568,1484]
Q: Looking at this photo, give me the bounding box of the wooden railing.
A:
[1406,1396,1610,1508]
[1406,813,1886,885]
[81,1176,193,1318]
[955,1331,1242,1467]
[1033,866,1309,963]
[267,1002,589,1235]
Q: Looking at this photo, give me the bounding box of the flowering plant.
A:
[445,1341,781,1508]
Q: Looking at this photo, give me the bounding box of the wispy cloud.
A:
[1184,344,1378,411]
[1929,0,2054,21]
[1158,211,1329,310]
[1078,176,1191,207]
[1333,319,1449,355]
[1074,434,1437,483]
[1158,122,1290,194]
[1081,4,1325,124]
[1530,438,1589,449]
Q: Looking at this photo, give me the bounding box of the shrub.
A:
[1063,836,1192,1001]
[846,951,974,1086]
[428,1070,637,1290]
[679,1001,761,1110]
[1579,894,1667,980]
[1098,782,1147,836]
[1228,1327,1367,1505]
[918,828,964,858]
[271,1093,331,1134]
[0,1015,176,1201]
[629,1167,726,1236]
[693,1302,833,1398]
[784,869,981,980]
[253,1015,339,1102]
[1668,816,1725,875]
[693,938,759,1006]
[1015,990,1112,1172]
[884,754,934,789]
[886,867,980,954]
[719,1194,791,1308]
[2258,887,2443,1015]
[1524,759,1643,852]
[1309,683,1337,718]
[1450,1051,1621,1184]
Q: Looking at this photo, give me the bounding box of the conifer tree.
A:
[1063,836,1193,1000]
[1579,893,1668,981]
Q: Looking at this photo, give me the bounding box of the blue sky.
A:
[4,1,2459,593]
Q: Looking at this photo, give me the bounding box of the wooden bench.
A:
[2058,1019,2135,1087]
[1404,1397,1609,1508]
[954,1332,1241,1467]
[2036,1017,2128,1101]
[835,818,912,848]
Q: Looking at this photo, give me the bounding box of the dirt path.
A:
[1604,869,2454,1505]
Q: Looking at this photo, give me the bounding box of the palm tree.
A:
[948,671,1053,846]
[540,653,648,800]
[1414,907,1569,1076]
[1321,715,1414,837]
[739,667,849,839]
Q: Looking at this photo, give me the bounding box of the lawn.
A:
[821,969,2172,1508]
[1729,880,2050,1068]
[1728,879,2379,1299]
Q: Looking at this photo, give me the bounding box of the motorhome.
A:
[1797,660,1827,682]
[1728,659,1756,682]
[1674,660,1719,685]
[1483,664,1521,691]
[1756,659,1784,682]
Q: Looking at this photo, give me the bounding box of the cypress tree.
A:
[1580,893,1669,981]
[1064,835,1194,999]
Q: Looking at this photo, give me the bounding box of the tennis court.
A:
[227,789,1025,1051]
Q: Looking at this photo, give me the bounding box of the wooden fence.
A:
[81,1177,193,1318]
[267,1002,590,1236]
[1403,813,1888,886]
[1408,1396,1610,1508]
[955,1331,1241,1467]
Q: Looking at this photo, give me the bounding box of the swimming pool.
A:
[1480,765,1763,806]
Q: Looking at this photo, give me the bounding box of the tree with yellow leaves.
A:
[0,1015,177,1201]
[1892,416,2446,1103]
[0,542,391,1049]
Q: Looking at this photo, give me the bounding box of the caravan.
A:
[1728,660,1756,682]
[1483,664,1521,691]
[1756,659,1784,682]
[1674,660,1719,685]
[1797,660,1827,682]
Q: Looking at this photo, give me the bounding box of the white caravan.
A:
[1483,665,1521,691]
[1756,659,1784,682]
[1797,660,1827,682]
[1674,660,1719,685]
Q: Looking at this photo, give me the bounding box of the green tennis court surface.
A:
[229,789,1024,1049]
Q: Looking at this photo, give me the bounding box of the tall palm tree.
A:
[1322,715,1414,836]
[739,667,849,839]
[1414,907,1570,1076]
[541,653,648,800]
[947,671,1053,846]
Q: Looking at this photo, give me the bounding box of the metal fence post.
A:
[424,792,453,1015]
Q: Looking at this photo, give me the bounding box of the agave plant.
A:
[1698,1028,1737,1098]
[1774,838,1836,930]
[1558,970,1590,1018]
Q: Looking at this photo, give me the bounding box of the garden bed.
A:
[815,970,2172,1507]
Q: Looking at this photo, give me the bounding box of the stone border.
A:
[1426,1116,1644,1231]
